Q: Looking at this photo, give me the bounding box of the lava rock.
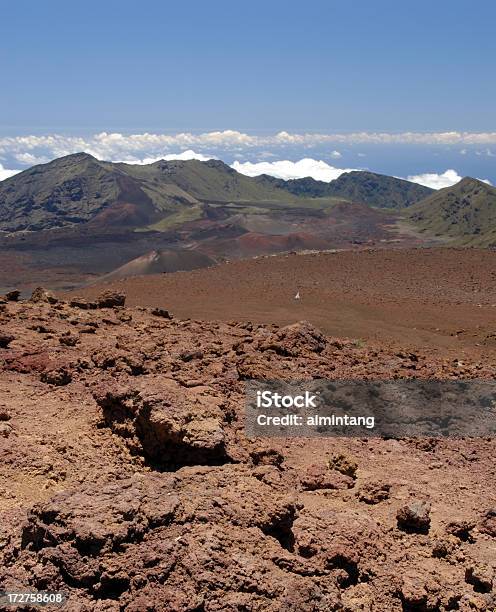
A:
[327,453,358,479]
[300,464,354,491]
[59,333,80,347]
[260,321,327,357]
[30,287,58,304]
[151,308,173,319]
[96,291,126,308]
[357,481,391,504]
[5,290,20,302]
[69,298,97,310]
[0,423,13,438]
[93,377,228,468]
[465,564,493,593]
[479,508,496,538]
[0,408,11,421]
[446,520,475,542]
[40,367,73,386]
[397,500,431,533]
[0,333,15,348]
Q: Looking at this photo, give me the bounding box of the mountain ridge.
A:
[0,153,434,232]
[256,170,434,208]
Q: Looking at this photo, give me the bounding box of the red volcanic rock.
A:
[59,332,80,346]
[29,286,59,304]
[479,508,496,537]
[151,307,173,319]
[1,467,317,609]
[300,464,354,491]
[93,377,229,467]
[465,564,493,593]
[0,290,495,610]
[96,291,126,308]
[0,422,13,438]
[260,320,327,357]
[357,481,391,504]
[445,519,475,542]
[69,291,125,310]
[292,507,383,587]
[69,297,98,309]
[40,366,72,386]
[3,351,54,374]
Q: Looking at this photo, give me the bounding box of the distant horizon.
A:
[1,129,495,189]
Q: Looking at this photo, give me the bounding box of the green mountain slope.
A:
[0,153,435,233]
[256,170,433,208]
[0,154,299,232]
[408,178,496,246]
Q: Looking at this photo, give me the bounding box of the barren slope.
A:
[71,248,496,355]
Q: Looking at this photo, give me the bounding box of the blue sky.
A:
[0,0,495,185]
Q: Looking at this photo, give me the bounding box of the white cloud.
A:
[14,152,50,165]
[231,158,357,182]
[0,163,20,182]
[406,169,492,189]
[406,169,463,189]
[162,149,214,162]
[2,130,496,170]
[114,149,215,165]
[1,130,494,189]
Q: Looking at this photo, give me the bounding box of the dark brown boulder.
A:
[96,291,126,308]
[69,298,97,310]
[40,367,72,386]
[5,290,21,302]
[151,307,173,319]
[397,500,431,534]
[0,332,15,348]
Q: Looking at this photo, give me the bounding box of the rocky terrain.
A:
[0,286,495,610]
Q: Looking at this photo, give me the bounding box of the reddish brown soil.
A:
[72,248,496,358]
[0,284,495,610]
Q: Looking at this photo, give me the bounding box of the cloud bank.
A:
[405,169,463,190]
[231,158,356,182]
[2,130,496,169]
[0,129,493,189]
[115,149,214,165]
[406,169,491,189]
